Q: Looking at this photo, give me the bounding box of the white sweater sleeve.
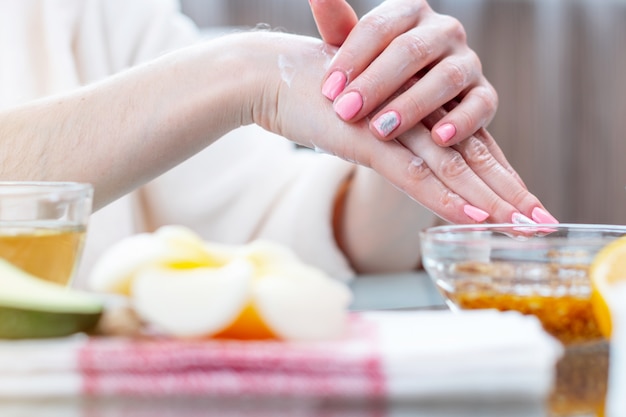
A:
[67,0,362,285]
[137,125,358,282]
[75,0,200,74]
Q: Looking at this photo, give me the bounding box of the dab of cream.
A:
[278,40,338,88]
[408,156,427,176]
[278,54,295,88]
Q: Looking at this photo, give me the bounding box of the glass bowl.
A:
[419,223,626,345]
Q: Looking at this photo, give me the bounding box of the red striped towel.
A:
[0,310,562,400]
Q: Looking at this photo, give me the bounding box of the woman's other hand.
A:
[310,0,498,147]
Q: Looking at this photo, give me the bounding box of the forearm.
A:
[334,166,437,273]
[0,35,256,210]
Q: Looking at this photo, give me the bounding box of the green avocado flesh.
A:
[0,305,101,339]
[0,258,103,339]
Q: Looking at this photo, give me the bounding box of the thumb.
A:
[309,0,358,46]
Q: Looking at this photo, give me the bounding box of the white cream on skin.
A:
[278,41,336,88]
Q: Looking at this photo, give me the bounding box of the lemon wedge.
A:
[589,235,626,338]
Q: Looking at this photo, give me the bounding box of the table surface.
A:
[348,271,447,312]
[1,272,607,417]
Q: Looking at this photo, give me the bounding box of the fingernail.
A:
[435,123,456,143]
[372,111,401,137]
[322,71,347,101]
[511,212,536,225]
[333,91,363,120]
[531,207,559,224]
[463,205,490,222]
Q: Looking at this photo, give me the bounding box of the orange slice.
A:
[589,235,626,338]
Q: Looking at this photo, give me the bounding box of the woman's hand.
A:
[244,31,556,225]
[309,0,498,147]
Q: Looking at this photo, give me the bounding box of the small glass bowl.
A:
[419,223,626,345]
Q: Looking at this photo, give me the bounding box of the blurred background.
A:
[180,0,626,225]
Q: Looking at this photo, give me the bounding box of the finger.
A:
[455,134,559,224]
[366,139,487,225]
[431,82,499,146]
[320,122,491,225]
[452,135,556,223]
[367,50,482,139]
[399,124,523,224]
[309,0,358,47]
[471,128,527,188]
[321,0,429,101]
[424,107,519,185]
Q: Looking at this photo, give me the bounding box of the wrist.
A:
[159,34,264,133]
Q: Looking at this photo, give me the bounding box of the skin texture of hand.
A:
[310,0,498,147]
[248,32,553,225]
[0,30,554,227]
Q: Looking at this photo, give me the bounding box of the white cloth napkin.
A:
[0,310,562,400]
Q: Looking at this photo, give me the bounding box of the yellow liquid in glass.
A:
[0,225,86,286]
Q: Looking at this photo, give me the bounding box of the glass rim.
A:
[0,181,93,196]
[421,223,626,235]
[419,223,626,250]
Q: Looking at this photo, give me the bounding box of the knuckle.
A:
[438,189,460,208]
[442,15,467,43]
[485,198,502,218]
[444,60,469,89]
[359,14,393,37]
[475,86,498,115]
[439,150,469,180]
[467,49,483,74]
[407,156,433,182]
[397,32,432,64]
[510,188,534,208]
[463,137,494,166]
[452,18,468,43]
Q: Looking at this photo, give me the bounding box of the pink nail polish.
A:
[531,207,559,224]
[511,212,535,225]
[333,91,363,120]
[435,123,456,143]
[463,204,490,222]
[372,111,400,137]
[322,71,347,101]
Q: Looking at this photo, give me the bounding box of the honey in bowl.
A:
[420,224,626,346]
[438,260,604,345]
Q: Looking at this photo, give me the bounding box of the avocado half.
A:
[0,258,103,339]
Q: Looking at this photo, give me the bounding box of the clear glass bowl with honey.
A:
[420,223,626,345]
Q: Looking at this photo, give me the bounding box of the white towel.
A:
[0,310,562,400]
